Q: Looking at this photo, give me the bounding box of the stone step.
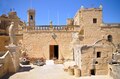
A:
[46,60,54,65]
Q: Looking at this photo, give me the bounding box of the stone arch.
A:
[93,39,116,50]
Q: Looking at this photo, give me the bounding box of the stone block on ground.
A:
[68,66,74,75]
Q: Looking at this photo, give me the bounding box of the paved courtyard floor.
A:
[7,60,112,79]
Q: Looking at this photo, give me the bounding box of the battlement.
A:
[74,5,103,26]
[74,5,102,20]
[35,26,68,30]
[27,9,35,13]
[80,7,102,11]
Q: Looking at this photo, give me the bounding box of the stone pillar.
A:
[5,44,20,73]
[73,45,82,69]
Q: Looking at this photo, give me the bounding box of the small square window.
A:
[93,18,97,23]
[97,52,101,58]
[30,15,33,20]
[107,35,112,42]
[95,61,98,64]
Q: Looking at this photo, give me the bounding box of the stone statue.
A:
[9,22,15,45]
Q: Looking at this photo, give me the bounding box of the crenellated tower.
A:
[74,5,103,26]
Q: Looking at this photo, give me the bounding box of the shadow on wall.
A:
[1,66,34,79]
[18,66,34,72]
[1,73,14,79]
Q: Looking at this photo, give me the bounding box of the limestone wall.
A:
[81,47,94,76]
[101,27,120,46]
[73,7,120,77]
[80,25,120,46]
[78,8,102,45]
[77,8,120,46]
[74,11,80,25]
[0,50,20,78]
[80,40,115,76]
[108,64,120,79]
[81,9,102,26]
[0,36,23,52]
[73,45,82,69]
[0,36,9,52]
[23,31,73,60]
[0,35,22,78]
[0,51,10,78]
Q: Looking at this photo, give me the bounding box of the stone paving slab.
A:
[8,60,111,79]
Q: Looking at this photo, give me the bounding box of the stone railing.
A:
[34,26,74,31]
[25,25,78,32]
[0,51,10,78]
[101,23,120,27]
[34,26,49,30]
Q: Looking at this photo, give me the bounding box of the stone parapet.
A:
[101,23,120,27]
[25,25,80,32]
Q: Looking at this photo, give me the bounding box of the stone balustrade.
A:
[26,26,76,32]
[101,23,120,27]
[35,27,49,30]
[34,26,74,31]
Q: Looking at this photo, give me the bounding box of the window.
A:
[93,18,97,23]
[97,52,101,58]
[95,61,98,64]
[30,15,33,20]
[107,35,112,42]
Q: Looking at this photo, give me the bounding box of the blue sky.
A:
[0,0,120,25]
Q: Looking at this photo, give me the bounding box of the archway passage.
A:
[49,45,59,59]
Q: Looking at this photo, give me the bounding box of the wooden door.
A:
[49,45,54,59]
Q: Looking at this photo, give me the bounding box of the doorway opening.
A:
[90,69,95,75]
[49,45,59,59]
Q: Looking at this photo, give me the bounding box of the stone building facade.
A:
[0,5,120,78]
[23,7,120,77]
[73,5,120,76]
[22,9,79,60]
[23,25,78,60]
[0,11,25,35]
[0,10,25,53]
